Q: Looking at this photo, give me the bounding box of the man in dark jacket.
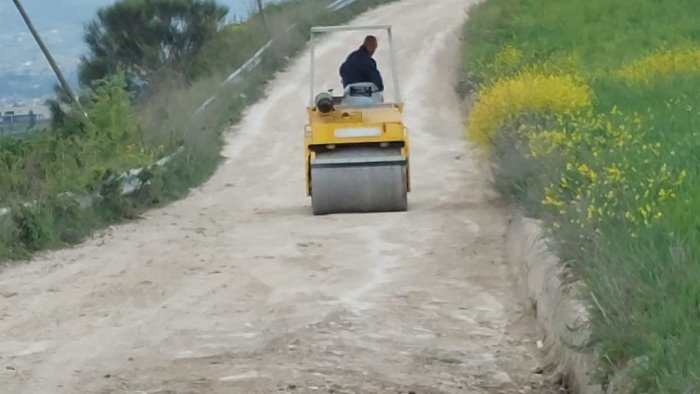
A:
[339,35,384,92]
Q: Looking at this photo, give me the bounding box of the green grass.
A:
[462,0,700,392]
[0,0,397,263]
[463,0,700,82]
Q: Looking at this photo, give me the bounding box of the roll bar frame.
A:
[309,24,402,106]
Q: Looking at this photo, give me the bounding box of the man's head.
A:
[363,35,378,56]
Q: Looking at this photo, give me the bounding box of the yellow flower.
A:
[467,71,592,147]
[492,45,525,74]
[587,205,596,220]
[617,47,700,84]
[677,170,688,185]
[543,193,564,208]
[578,164,598,182]
[604,166,623,183]
[528,130,569,157]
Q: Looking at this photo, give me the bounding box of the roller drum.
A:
[310,147,408,215]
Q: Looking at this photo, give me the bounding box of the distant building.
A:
[0,99,51,135]
[1,110,43,125]
[1,111,14,124]
[0,103,50,136]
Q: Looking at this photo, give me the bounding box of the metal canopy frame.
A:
[309,24,402,106]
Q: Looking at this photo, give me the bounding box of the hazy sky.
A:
[0,0,269,34]
[0,0,266,30]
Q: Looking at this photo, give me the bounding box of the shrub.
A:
[468,72,592,147]
[462,0,700,391]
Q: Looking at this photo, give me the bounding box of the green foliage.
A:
[462,0,700,86]
[463,0,700,391]
[2,196,99,259]
[0,72,155,205]
[79,0,228,90]
[0,72,155,260]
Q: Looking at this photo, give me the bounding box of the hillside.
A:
[463,0,700,391]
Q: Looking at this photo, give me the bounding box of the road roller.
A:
[304,25,410,215]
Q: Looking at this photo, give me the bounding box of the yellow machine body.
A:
[304,103,411,197]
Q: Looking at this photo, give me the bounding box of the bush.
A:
[0,72,156,206]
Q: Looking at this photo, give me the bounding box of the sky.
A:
[0,0,281,99]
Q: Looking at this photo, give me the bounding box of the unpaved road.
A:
[0,1,552,393]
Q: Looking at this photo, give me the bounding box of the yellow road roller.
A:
[304,25,410,215]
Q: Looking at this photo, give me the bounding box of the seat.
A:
[341,82,384,107]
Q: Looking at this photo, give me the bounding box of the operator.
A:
[339,35,384,92]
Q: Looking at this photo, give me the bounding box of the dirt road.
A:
[0,1,551,393]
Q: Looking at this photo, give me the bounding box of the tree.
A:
[254,0,270,37]
[78,0,228,91]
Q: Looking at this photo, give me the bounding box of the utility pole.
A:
[12,0,83,110]
[255,0,270,37]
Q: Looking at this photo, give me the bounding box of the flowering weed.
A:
[468,72,592,147]
[462,0,700,391]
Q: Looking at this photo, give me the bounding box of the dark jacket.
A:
[339,46,384,92]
